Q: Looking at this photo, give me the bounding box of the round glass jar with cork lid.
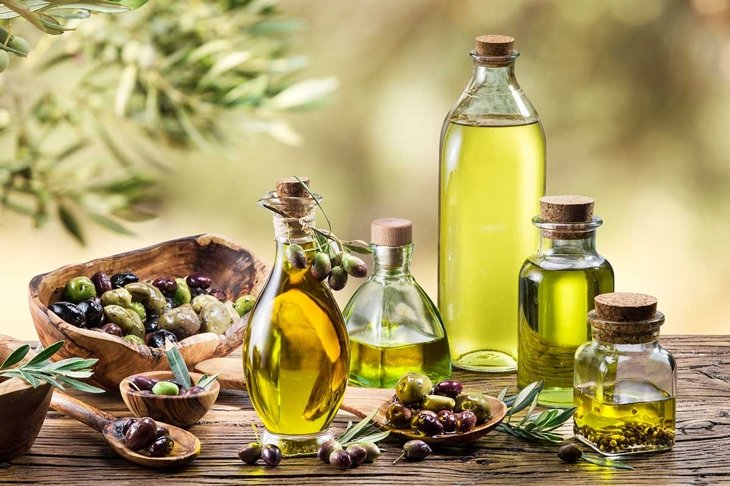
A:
[573,292,677,456]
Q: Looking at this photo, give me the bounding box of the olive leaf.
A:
[196,372,219,390]
[337,408,383,445]
[0,340,104,393]
[165,344,191,390]
[581,453,635,470]
[342,240,373,255]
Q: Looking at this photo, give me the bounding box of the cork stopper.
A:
[274,176,312,218]
[594,292,658,321]
[371,218,412,247]
[589,292,663,344]
[540,195,594,223]
[475,35,515,57]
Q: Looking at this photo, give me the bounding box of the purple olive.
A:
[152,277,178,296]
[99,322,123,336]
[128,375,157,391]
[261,444,281,466]
[317,440,342,463]
[434,380,463,399]
[124,417,157,451]
[385,402,413,428]
[437,410,457,433]
[148,436,174,457]
[185,386,205,396]
[329,449,352,470]
[238,442,262,464]
[91,271,113,294]
[346,444,368,467]
[399,440,431,462]
[455,410,478,433]
[208,288,228,302]
[186,274,211,289]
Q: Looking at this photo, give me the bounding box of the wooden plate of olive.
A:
[28,234,268,390]
[340,374,508,446]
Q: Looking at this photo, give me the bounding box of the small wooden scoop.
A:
[51,391,201,468]
[196,357,507,445]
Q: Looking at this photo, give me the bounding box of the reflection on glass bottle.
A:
[345,218,450,388]
[439,34,546,372]
[518,196,613,407]
[243,177,349,456]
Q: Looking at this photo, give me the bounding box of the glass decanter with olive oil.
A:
[517,196,614,407]
[439,34,545,372]
[243,177,349,456]
[344,218,451,388]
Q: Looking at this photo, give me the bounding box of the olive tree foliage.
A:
[0,0,337,243]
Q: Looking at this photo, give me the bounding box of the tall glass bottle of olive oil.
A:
[518,196,614,407]
[439,34,545,371]
[243,177,349,456]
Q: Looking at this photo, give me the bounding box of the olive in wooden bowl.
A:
[120,371,219,428]
[0,338,53,461]
[28,234,268,390]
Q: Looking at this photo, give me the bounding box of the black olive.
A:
[148,436,175,457]
[111,271,139,289]
[238,443,262,464]
[128,375,157,391]
[401,440,431,461]
[189,286,208,298]
[186,274,212,289]
[557,443,583,463]
[261,444,281,466]
[76,298,104,328]
[147,329,178,348]
[91,271,113,294]
[115,418,136,437]
[48,302,86,328]
[155,426,169,438]
[437,410,457,433]
[433,380,463,399]
[145,314,159,333]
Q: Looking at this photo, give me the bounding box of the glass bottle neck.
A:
[592,332,661,349]
[272,212,316,244]
[471,62,517,89]
[372,244,413,280]
[538,231,598,257]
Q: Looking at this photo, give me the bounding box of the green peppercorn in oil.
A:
[574,293,677,456]
[439,35,545,372]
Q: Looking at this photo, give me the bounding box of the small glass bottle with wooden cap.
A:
[344,218,451,388]
[574,292,677,456]
[517,195,614,407]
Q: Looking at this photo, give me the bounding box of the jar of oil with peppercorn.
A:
[573,292,676,456]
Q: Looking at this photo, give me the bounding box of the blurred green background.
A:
[2,0,729,339]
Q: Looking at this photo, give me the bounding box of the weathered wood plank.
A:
[0,336,728,485]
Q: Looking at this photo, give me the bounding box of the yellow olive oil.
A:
[574,382,676,455]
[244,243,349,444]
[439,119,545,371]
[348,326,451,388]
[518,263,614,406]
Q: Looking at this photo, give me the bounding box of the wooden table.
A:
[1,336,728,485]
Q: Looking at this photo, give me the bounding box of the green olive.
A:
[123,335,145,345]
[422,394,456,412]
[173,278,191,306]
[103,305,144,338]
[152,381,179,396]
[125,282,168,315]
[128,301,146,320]
[158,304,201,340]
[395,372,433,404]
[192,295,234,334]
[64,276,97,303]
[233,295,255,316]
[454,393,491,424]
[9,36,29,57]
[101,288,133,308]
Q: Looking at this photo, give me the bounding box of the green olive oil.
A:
[348,328,451,388]
[518,263,614,406]
[244,241,349,454]
[574,382,676,455]
[439,119,545,371]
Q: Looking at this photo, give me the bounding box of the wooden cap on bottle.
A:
[475,34,515,56]
[275,176,311,198]
[540,195,594,223]
[371,218,412,246]
[594,292,658,321]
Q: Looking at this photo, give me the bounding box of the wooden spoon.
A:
[50,391,201,468]
[195,357,507,445]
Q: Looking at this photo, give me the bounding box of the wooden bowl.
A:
[0,339,53,461]
[28,234,268,390]
[374,395,507,445]
[120,371,219,428]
